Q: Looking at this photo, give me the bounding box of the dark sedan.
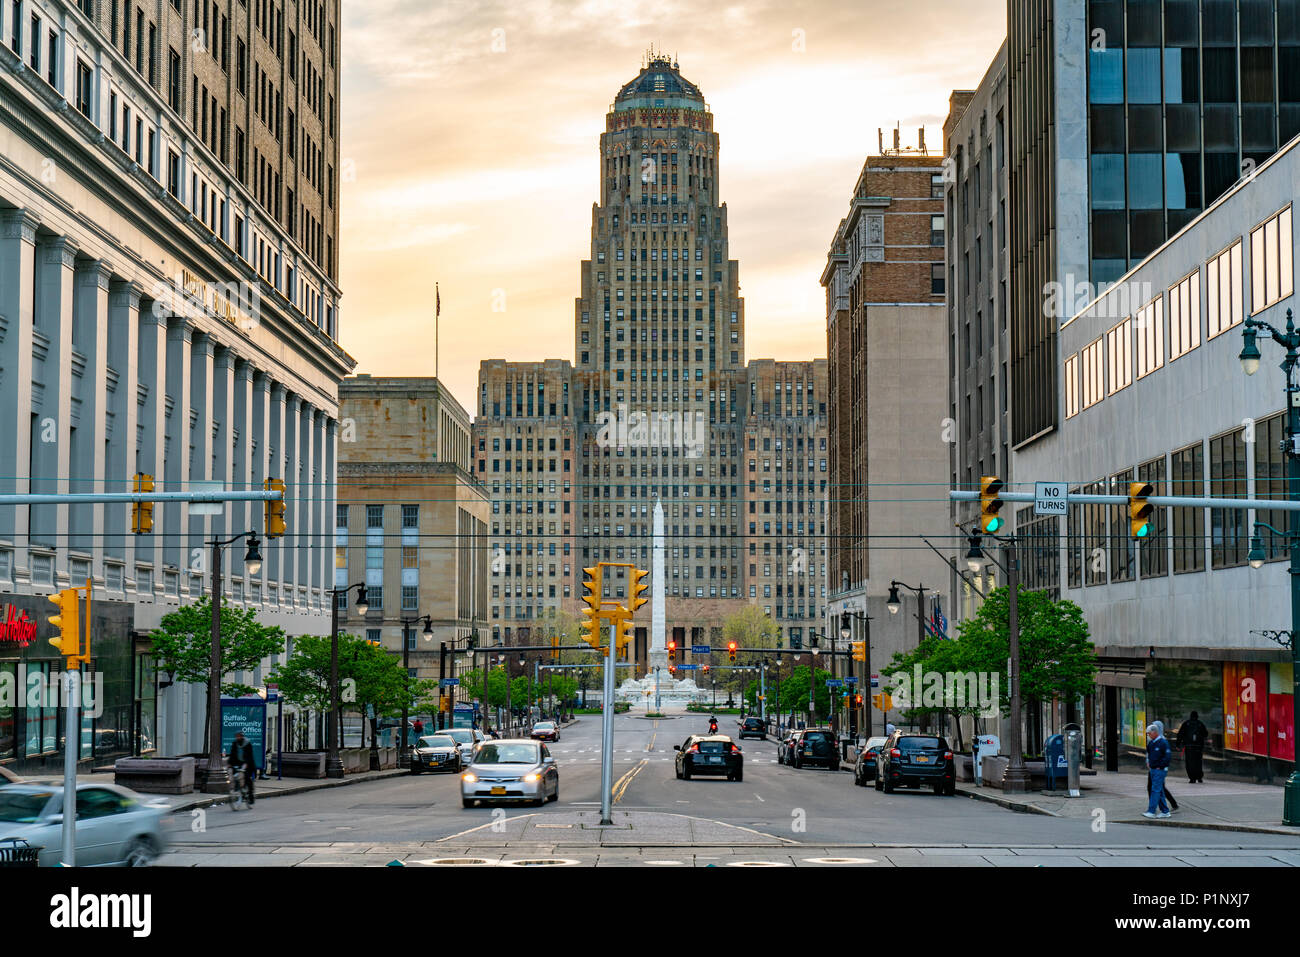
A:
[409,735,463,774]
[853,736,889,785]
[875,732,956,795]
[674,735,744,782]
[738,717,766,740]
[777,730,801,765]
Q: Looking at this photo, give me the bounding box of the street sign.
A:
[677,663,699,670]
[440,678,459,687]
[825,679,842,688]
[844,676,858,684]
[265,682,279,703]
[187,480,226,515]
[691,645,710,654]
[1034,481,1068,515]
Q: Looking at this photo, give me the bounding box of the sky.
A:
[336,0,1007,413]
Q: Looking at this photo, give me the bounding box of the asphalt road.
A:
[158,710,1300,864]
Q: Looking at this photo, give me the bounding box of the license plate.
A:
[706,756,722,764]
[490,786,506,795]
[915,755,930,763]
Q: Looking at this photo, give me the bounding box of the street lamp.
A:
[966,530,1031,793]
[843,609,872,740]
[396,614,434,768]
[201,531,262,793]
[325,581,367,778]
[1238,309,1300,825]
[888,580,929,646]
[965,532,985,573]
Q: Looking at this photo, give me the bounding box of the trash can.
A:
[1044,733,1066,791]
[1064,722,1083,797]
[0,839,41,868]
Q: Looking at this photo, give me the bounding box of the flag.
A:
[436,282,440,318]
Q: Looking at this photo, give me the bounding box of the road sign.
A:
[1034,481,1068,515]
[844,676,858,684]
[188,480,225,515]
[440,678,459,687]
[825,679,842,688]
[677,663,699,670]
[691,645,710,654]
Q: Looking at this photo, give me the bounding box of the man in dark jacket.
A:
[1143,724,1171,819]
[1177,711,1209,783]
[228,732,256,806]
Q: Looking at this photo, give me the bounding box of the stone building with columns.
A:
[0,0,351,770]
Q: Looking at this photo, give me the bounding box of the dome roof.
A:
[615,56,703,104]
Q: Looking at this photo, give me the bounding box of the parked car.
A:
[0,783,169,866]
[777,729,801,765]
[0,766,21,785]
[530,721,560,742]
[437,727,485,767]
[461,739,558,807]
[674,734,744,782]
[789,728,839,771]
[874,732,956,795]
[853,736,889,785]
[738,717,766,740]
[409,735,462,774]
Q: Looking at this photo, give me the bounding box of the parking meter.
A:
[1064,722,1083,797]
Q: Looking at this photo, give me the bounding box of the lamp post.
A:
[396,614,433,767]
[807,631,826,725]
[887,580,929,647]
[966,529,1030,793]
[325,582,368,778]
[1239,309,1300,825]
[842,611,871,740]
[202,531,262,794]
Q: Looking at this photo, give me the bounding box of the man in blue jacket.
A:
[1143,724,1171,819]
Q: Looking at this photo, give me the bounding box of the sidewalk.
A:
[957,767,1300,835]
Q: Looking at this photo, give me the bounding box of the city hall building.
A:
[0,0,351,772]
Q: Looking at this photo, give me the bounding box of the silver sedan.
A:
[0,783,170,866]
[460,739,558,808]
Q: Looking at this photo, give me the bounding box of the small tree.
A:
[151,597,286,749]
[267,635,333,744]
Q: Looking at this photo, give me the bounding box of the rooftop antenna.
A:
[918,127,927,154]
[893,125,900,152]
[878,128,884,154]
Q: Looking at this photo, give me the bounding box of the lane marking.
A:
[611,759,648,804]
[754,794,765,803]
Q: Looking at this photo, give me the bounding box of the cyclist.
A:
[228,732,256,807]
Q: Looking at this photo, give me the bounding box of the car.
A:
[530,721,560,742]
[674,734,744,782]
[789,728,839,771]
[437,727,486,767]
[738,717,766,740]
[0,783,169,866]
[409,734,462,774]
[460,739,558,807]
[777,729,801,765]
[853,736,889,785]
[874,732,957,795]
[0,766,21,785]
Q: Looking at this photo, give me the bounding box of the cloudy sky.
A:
[336,0,1007,412]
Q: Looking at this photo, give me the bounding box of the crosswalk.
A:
[545,747,779,764]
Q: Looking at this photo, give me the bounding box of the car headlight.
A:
[524,772,540,783]
[462,772,477,783]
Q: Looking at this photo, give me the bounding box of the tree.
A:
[778,664,835,720]
[722,606,781,650]
[267,634,334,743]
[150,597,286,748]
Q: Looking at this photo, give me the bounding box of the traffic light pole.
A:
[61,667,79,866]
[600,619,616,826]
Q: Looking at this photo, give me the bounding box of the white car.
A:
[461,739,559,808]
[436,727,485,768]
[0,783,170,866]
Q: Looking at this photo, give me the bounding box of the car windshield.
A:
[743,719,762,727]
[698,739,732,753]
[534,723,554,730]
[803,732,832,744]
[441,730,473,745]
[899,736,945,750]
[0,791,53,823]
[418,736,456,749]
[474,743,540,765]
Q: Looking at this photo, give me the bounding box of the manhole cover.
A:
[417,858,495,867]
[803,857,877,865]
[726,861,789,867]
[500,858,580,867]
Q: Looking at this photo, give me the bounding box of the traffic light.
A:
[551,632,560,662]
[668,664,676,674]
[613,615,632,657]
[580,566,604,651]
[872,692,894,711]
[1129,481,1154,539]
[727,640,737,663]
[701,663,709,673]
[131,473,154,534]
[854,693,863,707]
[47,588,82,661]
[979,475,1005,534]
[852,641,866,662]
[265,478,287,538]
[629,567,650,613]
[667,639,676,663]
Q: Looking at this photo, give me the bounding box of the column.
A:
[284,394,302,608]
[105,282,142,575]
[267,382,286,603]
[297,401,316,610]
[187,332,214,594]
[323,415,337,619]
[314,412,329,610]
[30,236,78,582]
[231,357,254,569]
[212,345,235,550]
[249,370,271,606]
[70,259,113,567]
[0,209,39,584]
[136,302,168,595]
[163,318,194,579]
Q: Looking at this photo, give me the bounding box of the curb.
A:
[1112,817,1300,836]
[172,768,410,813]
[954,786,1060,817]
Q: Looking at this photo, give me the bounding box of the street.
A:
[159,708,1300,866]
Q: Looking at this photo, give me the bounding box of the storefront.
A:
[0,594,152,775]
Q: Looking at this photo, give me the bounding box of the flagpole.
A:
[435,282,440,380]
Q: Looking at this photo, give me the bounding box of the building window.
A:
[1064,353,1081,418]
[1250,206,1294,313]
[930,172,944,198]
[1168,271,1201,361]
[75,59,92,117]
[401,585,418,612]
[1207,241,1244,339]
[168,47,181,111]
[1171,441,1205,574]
[1066,490,1082,589]
[1106,318,1132,394]
[1253,411,1289,562]
[1109,469,1135,583]
[930,263,944,295]
[1083,480,1107,586]
[931,214,945,247]
[1135,296,1164,378]
[1080,337,1104,410]
[1209,427,1248,569]
[1137,456,1168,579]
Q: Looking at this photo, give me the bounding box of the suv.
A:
[675,734,744,782]
[874,732,956,795]
[738,717,766,740]
[789,728,839,771]
[777,729,801,765]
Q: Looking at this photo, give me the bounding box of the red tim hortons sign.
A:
[0,604,37,647]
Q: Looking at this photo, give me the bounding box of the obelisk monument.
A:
[649,500,667,676]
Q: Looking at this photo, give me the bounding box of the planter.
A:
[279,752,327,779]
[340,748,367,774]
[978,755,1050,790]
[955,755,975,783]
[114,757,195,794]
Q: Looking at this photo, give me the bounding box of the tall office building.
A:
[1009,0,1300,451]
[475,55,828,653]
[0,0,350,770]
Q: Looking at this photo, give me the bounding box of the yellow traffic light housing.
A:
[979,476,1005,534]
[852,641,867,662]
[667,639,676,663]
[47,589,80,658]
[551,632,560,662]
[580,566,605,651]
[132,473,154,534]
[613,615,632,657]
[265,478,287,538]
[727,640,737,663]
[1129,481,1154,539]
[629,567,650,612]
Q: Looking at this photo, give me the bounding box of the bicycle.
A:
[227,760,252,811]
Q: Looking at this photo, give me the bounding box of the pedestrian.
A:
[885,722,896,737]
[1145,720,1179,811]
[1143,723,1171,820]
[227,732,257,807]
[1177,710,1209,783]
